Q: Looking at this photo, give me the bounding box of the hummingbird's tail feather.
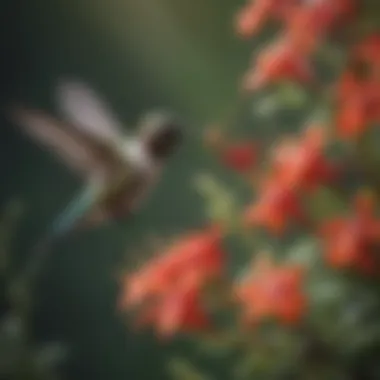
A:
[12,183,104,298]
[49,181,104,238]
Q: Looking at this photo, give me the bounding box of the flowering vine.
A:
[120,1,380,378]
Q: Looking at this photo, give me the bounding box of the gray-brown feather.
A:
[77,171,147,228]
[9,106,126,179]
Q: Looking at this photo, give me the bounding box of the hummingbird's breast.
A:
[99,140,160,214]
[121,139,158,176]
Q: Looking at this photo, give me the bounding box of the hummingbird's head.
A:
[138,111,183,159]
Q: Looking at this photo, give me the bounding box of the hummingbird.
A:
[9,80,183,240]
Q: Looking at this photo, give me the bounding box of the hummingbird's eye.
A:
[159,122,183,145]
[147,121,183,158]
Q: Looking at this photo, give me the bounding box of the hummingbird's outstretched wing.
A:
[9,106,105,177]
[56,80,125,145]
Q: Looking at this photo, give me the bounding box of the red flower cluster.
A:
[244,125,337,234]
[239,0,355,90]
[121,0,380,341]
[245,174,306,235]
[236,255,306,325]
[320,192,380,274]
[270,125,336,192]
[221,141,257,173]
[236,0,299,39]
[243,37,314,90]
[336,35,380,139]
[203,127,258,174]
[118,227,224,337]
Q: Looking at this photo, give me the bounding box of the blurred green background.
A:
[0,1,250,378]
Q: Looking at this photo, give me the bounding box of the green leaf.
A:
[0,313,25,350]
[306,187,347,223]
[277,82,308,109]
[8,277,33,318]
[193,173,237,225]
[252,94,280,117]
[197,329,247,356]
[168,357,210,380]
[309,279,345,305]
[34,343,67,372]
[0,314,26,375]
[309,107,333,125]
[234,351,271,380]
[286,238,320,267]
[318,44,347,69]
[343,325,380,355]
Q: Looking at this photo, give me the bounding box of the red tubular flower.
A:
[244,176,306,235]
[320,192,380,274]
[335,35,380,139]
[118,227,224,337]
[243,38,313,91]
[285,0,355,53]
[353,34,380,68]
[271,125,337,192]
[235,0,298,38]
[236,256,306,325]
[221,141,257,173]
[335,78,380,139]
[335,71,363,104]
[136,282,211,338]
